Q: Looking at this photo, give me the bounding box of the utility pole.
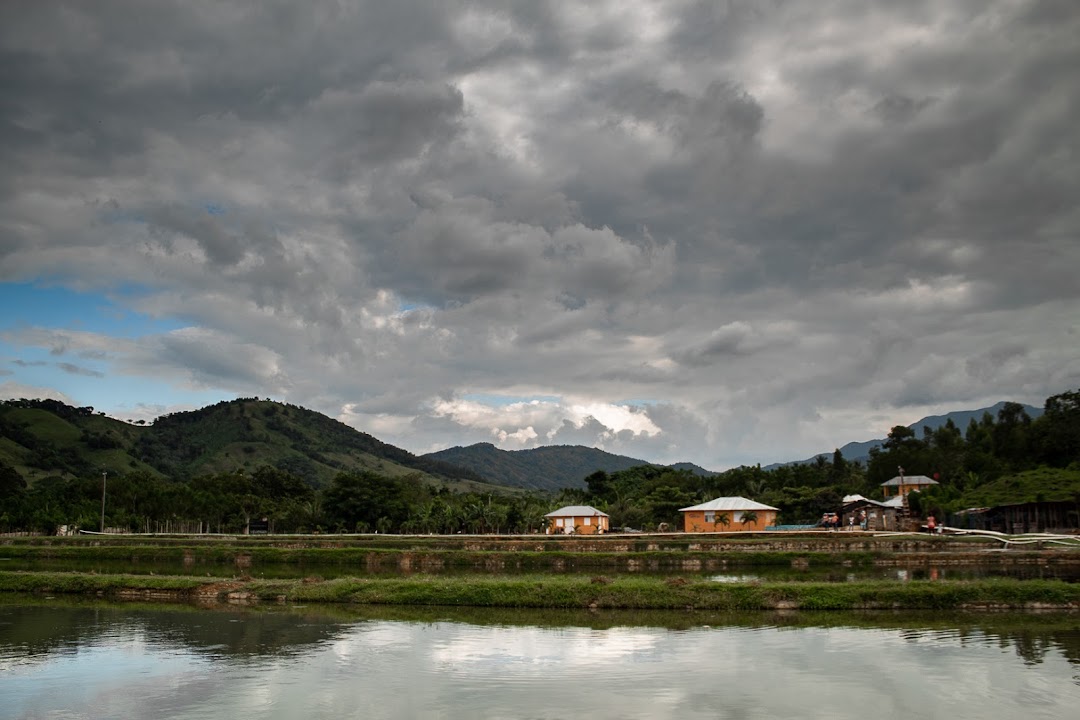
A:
[100,471,108,533]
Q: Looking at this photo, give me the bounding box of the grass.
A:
[963,467,1080,506]
[2,571,1078,611]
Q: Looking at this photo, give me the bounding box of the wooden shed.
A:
[841,497,899,531]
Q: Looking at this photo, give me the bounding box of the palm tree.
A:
[715,513,730,529]
[746,479,768,497]
[741,510,758,528]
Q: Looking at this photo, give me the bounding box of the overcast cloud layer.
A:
[2,1,1079,469]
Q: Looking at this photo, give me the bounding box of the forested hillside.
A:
[1,390,1076,535]
[555,391,1080,530]
[0,397,483,487]
[0,398,528,535]
[421,443,660,490]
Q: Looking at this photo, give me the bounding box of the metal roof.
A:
[843,497,891,508]
[544,505,609,517]
[679,497,779,512]
[880,475,938,487]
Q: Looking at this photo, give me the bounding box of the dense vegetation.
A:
[0,397,486,486]
[421,442,665,491]
[1,390,1077,535]
[554,390,1080,530]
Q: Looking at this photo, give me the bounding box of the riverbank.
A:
[2,571,1078,610]
[4,532,1079,575]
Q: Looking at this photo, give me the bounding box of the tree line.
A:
[0,463,553,535]
[558,390,1080,528]
[1,389,1076,534]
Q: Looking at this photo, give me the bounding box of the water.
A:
[2,600,1078,719]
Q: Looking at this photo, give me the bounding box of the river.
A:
[2,600,1078,719]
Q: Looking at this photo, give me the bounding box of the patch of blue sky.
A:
[2,350,231,413]
[204,202,227,215]
[397,300,435,313]
[617,398,662,407]
[461,393,562,407]
[80,376,230,416]
[2,344,62,380]
[0,282,186,338]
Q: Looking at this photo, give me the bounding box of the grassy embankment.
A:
[3,532,1069,572]
[2,570,1078,611]
[3,533,1078,610]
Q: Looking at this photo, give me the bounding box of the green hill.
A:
[421,442,713,491]
[961,467,1080,507]
[0,398,490,490]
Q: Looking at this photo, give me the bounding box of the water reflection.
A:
[2,600,1078,719]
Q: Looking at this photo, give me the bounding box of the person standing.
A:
[927,515,936,534]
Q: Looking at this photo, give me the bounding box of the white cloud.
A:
[0,381,75,405]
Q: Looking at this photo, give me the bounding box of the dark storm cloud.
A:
[2,0,1078,467]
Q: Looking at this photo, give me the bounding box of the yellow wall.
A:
[682,510,776,533]
[883,482,933,497]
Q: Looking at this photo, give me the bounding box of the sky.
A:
[1,1,1078,471]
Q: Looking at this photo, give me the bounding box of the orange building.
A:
[880,474,938,497]
[544,505,610,535]
[679,497,779,533]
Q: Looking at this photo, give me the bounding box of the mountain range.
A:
[420,443,716,492]
[1,397,1042,492]
[0,397,496,492]
[762,401,1044,470]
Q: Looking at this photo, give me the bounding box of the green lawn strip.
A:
[0,571,206,594]
[296,577,1080,610]
[3,571,1077,610]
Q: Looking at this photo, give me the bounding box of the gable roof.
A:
[679,496,779,512]
[880,475,938,487]
[545,505,609,518]
[842,497,891,509]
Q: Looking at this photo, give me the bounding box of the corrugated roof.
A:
[544,505,609,517]
[880,475,938,487]
[882,495,905,508]
[679,496,779,512]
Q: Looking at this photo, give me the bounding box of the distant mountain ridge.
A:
[3,396,1044,494]
[421,443,716,492]
[0,397,492,490]
[763,401,1044,470]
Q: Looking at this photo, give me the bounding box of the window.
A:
[555,518,563,527]
[583,517,591,526]
[704,512,715,523]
